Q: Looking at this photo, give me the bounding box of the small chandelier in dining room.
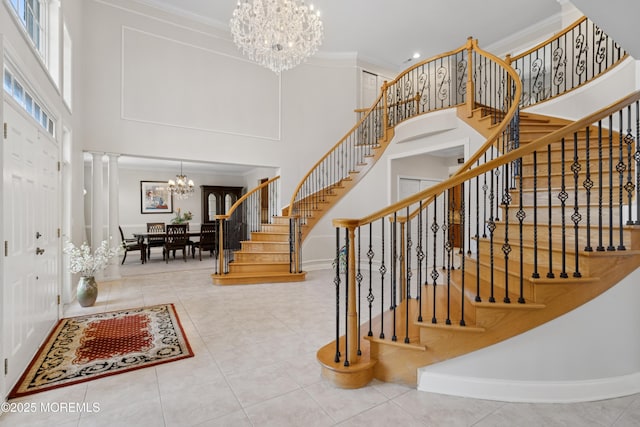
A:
[229,0,324,74]
[167,161,195,199]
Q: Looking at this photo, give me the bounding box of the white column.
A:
[105,153,121,280]
[90,152,105,279]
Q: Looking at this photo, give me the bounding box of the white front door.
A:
[3,101,59,393]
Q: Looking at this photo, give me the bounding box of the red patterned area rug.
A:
[9,303,193,398]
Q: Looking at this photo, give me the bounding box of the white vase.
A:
[77,276,98,307]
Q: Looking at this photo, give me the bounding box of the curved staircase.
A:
[317,17,639,391]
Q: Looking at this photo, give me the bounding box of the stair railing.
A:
[327,89,640,371]
[213,176,281,275]
[508,16,627,109]
[287,38,488,239]
[325,36,523,366]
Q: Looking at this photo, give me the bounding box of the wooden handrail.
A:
[334,90,640,229]
[287,39,473,219]
[397,38,523,223]
[216,175,280,221]
[508,16,587,63]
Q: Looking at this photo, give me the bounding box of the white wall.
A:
[418,267,640,402]
[302,109,486,269]
[78,0,358,224]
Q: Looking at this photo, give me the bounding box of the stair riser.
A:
[234,252,291,263]
[250,232,289,242]
[453,261,536,302]
[502,204,628,226]
[240,242,290,252]
[487,223,636,249]
[511,188,629,206]
[474,240,592,277]
[519,172,631,188]
[228,263,291,273]
[260,224,290,233]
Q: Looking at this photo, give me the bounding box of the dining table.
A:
[133,230,204,260]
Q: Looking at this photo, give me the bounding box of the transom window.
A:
[3,67,55,136]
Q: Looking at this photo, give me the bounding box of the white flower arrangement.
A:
[63,240,120,277]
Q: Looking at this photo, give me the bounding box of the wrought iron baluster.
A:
[367,223,374,337]
[636,101,640,225]
[334,228,341,363]
[584,127,594,251]
[596,122,605,250]
[379,220,386,339]
[617,110,626,250]
[606,116,615,251]
[417,201,424,323]
[445,194,452,325]
[405,208,411,344]
[547,144,555,278]
[460,184,467,325]
[532,150,540,278]
[431,197,439,323]
[476,165,482,302]
[488,148,497,303]
[572,133,582,278]
[343,231,350,367]
[558,137,568,278]
[502,158,512,303]
[391,212,397,342]
[625,106,635,225]
[517,156,526,303]
[356,227,362,356]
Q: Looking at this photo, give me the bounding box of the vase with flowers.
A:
[64,240,120,307]
[171,208,193,225]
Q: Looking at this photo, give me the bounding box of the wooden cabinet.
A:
[201,186,244,223]
[201,185,245,251]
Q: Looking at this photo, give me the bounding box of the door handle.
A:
[36,247,45,255]
[36,232,42,239]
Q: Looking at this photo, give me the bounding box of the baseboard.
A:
[417,371,640,403]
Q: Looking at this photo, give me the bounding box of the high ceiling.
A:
[137,0,562,71]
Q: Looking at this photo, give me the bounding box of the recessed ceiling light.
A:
[413,52,421,59]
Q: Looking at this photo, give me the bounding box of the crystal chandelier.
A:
[167,161,195,200]
[229,0,323,74]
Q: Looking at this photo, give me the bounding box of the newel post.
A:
[345,223,359,364]
[505,53,513,107]
[215,215,227,275]
[466,37,475,118]
[382,80,389,140]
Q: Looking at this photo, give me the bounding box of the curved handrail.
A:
[397,38,523,223]
[335,90,640,229]
[219,175,280,220]
[507,16,627,108]
[213,175,280,275]
[286,39,475,231]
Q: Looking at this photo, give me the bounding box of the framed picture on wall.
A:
[140,181,173,214]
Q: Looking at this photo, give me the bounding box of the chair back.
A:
[166,224,188,245]
[147,222,165,245]
[119,225,125,241]
[199,223,217,245]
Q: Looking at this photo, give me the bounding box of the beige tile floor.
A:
[3,256,640,426]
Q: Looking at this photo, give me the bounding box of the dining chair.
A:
[146,222,165,260]
[163,224,188,263]
[119,226,146,264]
[192,223,217,261]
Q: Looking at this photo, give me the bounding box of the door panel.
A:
[3,102,59,392]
